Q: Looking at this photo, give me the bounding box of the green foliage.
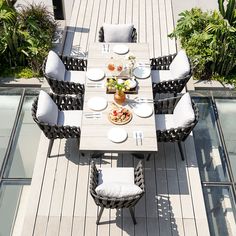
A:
[169,8,236,80]
[0,1,57,77]
[218,0,236,26]
[0,66,39,78]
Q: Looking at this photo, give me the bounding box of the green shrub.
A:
[169,8,236,80]
[0,1,57,77]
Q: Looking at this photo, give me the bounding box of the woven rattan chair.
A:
[154,93,199,160]
[90,161,145,225]
[98,25,137,43]
[151,51,192,97]
[32,91,83,157]
[43,51,87,95]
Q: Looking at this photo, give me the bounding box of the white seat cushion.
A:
[169,50,190,80]
[98,167,134,185]
[155,114,176,131]
[173,93,195,127]
[36,90,58,125]
[64,71,86,84]
[45,50,65,81]
[95,182,142,198]
[57,110,82,127]
[103,23,134,42]
[96,167,142,198]
[151,70,174,83]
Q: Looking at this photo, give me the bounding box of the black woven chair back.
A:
[42,54,87,95]
[90,161,144,209]
[151,53,192,95]
[154,95,199,143]
[98,26,137,43]
[31,93,83,140]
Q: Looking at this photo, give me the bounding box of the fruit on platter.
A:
[109,107,132,124]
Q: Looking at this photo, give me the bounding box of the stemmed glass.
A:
[107,59,123,76]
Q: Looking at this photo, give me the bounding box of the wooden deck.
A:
[21,0,210,235]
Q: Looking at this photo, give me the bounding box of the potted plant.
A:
[107,77,130,105]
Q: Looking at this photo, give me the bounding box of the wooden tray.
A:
[106,77,138,94]
[108,109,133,125]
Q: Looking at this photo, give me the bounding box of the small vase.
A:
[114,90,126,105]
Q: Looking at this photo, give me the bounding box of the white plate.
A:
[107,127,128,143]
[87,97,107,111]
[113,44,129,54]
[133,66,151,79]
[133,103,153,118]
[86,68,105,81]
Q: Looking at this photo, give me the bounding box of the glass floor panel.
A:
[215,99,236,181]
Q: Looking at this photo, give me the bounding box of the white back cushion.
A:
[173,93,195,127]
[98,167,134,185]
[103,23,134,42]
[95,182,142,198]
[45,50,65,81]
[36,90,58,125]
[169,50,190,80]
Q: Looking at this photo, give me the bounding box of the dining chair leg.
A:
[96,206,104,225]
[47,139,54,157]
[178,141,185,161]
[129,207,137,224]
[146,153,151,161]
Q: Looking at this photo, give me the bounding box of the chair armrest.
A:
[90,161,99,194]
[59,55,87,71]
[154,95,182,114]
[134,161,145,191]
[50,93,83,110]
[150,53,177,70]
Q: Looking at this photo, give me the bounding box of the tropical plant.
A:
[0,1,57,77]
[169,8,236,80]
[218,0,236,26]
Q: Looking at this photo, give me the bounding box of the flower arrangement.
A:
[106,77,130,92]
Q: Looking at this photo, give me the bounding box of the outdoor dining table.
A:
[79,43,158,154]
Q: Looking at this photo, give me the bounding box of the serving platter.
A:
[108,107,133,125]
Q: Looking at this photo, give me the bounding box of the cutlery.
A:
[138,131,143,145]
[84,112,102,118]
[86,83,103,88]
[134,97,154,103]
[135,131,138,146]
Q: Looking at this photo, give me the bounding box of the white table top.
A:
[79,43,158,152]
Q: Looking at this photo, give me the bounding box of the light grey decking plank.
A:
[126,0,133,24]
[119,0,127,24]
[87,0,101,47]
[184,134,210,236]
[158,0,169,55]
[20,134,48,236]
[63,0,82,55]
[132,0,139,41]
[80,0,94,53]
[105,0,113,24]
[152,0,162,57]
[145,155,160,236]
[156,143,172,236]
[33,140,60,236]
[139,0,146,43]
[46,140,69,235]
[95,0,106,42]
[165,0,176,54]
[112,0,120,24]
[59,139,80,236]
[164,143,185,235]
[146,0,154,58]
[71,153,90,236]
[71,0,88,54]
[183,218,197,236]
